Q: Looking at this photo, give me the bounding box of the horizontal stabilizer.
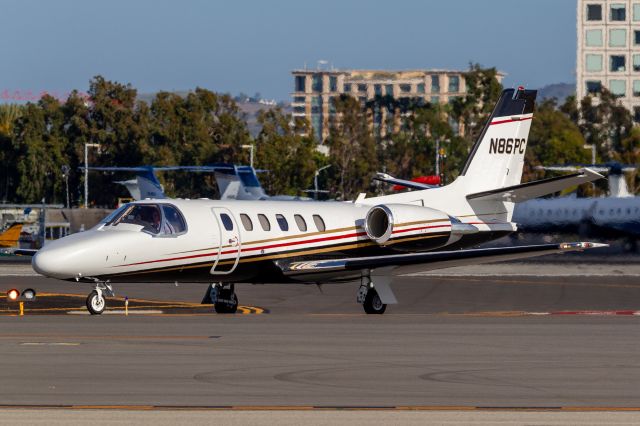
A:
[466,168,603,203]
[279,242,607,279]
[373,173,437,190]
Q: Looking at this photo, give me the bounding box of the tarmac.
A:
[0,255,638,423]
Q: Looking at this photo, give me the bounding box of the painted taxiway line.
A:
[0,404,638,412]
[449,310,640,317]
[67,310,165,315]
[411,273,640,277]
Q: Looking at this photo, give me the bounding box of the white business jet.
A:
[32,88,606,315]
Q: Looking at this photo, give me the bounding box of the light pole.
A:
[313,165,331,200]
[241,144,254,168]
[61,165,70,208]
[84,143,101,208]
[583,144,596,165]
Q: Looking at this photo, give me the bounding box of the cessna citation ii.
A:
[32,88,607,315]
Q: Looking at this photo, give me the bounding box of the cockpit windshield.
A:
[105,203,187,235]
[98,204,130,226]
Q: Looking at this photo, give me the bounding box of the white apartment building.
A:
[577,0,640,119]
[291,68,505,141]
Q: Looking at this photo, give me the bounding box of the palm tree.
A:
[0,104,23,135]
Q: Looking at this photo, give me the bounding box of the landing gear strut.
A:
[357,276,387,315]
[85,282,113,315]
[207,283,239,314]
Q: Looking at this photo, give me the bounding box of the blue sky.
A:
[1,0,576,101]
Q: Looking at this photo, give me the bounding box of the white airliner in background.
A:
[514,163,639,248]
[31,88,606,315]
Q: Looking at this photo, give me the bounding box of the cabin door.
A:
[210,207,241,275]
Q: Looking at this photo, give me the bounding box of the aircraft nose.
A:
[32,247,69,279]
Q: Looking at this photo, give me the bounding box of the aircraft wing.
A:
[466,168,603,203]
[1,248,37,256]
[536,165,610,173]
[277,242,606,280]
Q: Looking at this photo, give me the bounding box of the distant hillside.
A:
[536,83,575,104]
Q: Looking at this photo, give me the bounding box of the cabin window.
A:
[294,214,307,231]
[161,205,187,234]
[276,214,289,231]
[240,214,253,231]
[258,214,271,231]
[220,213,234,231]
[312,214,326,232]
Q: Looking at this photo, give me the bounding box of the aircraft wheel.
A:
[86,290,106,315]
[363,288,386,315]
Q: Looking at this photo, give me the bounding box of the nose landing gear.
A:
[202,283,238,314]
[85,282,114,315]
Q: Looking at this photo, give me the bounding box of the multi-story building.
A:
[577,0,640,119]
[291,68,505,141]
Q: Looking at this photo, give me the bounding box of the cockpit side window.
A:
[162,205,187,234]
[117,204,162,234]
[107,203,187,236]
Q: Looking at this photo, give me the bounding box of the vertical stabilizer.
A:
[135,167,166,199]
[608,164,632,198]
[456,88,537,195]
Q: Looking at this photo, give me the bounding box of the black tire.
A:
[215,293,238,314]
[86,290,105,315]
[363,288,386,315]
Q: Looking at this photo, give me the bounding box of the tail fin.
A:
[134,167,166,199]
[456,87,536,194]
[0,223,23,247]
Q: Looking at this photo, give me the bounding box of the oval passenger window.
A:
[240,213,253,231]
[220,213,234,231]
[258,214,271,231]
[312,214,325,232]
[276,214,289,231]
[294,214,307,232]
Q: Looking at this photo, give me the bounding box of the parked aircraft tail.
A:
[0,223,23,248]
[86,166,166,200]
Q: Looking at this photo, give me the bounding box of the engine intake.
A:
[365,205,394,243]
[363,203,452,251]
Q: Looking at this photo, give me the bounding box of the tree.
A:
[11,96,68,203]
[254,108,318,195]
[525,99,593,194]
[326,95,378,200]
[0,104,24,201]
[450,64,503,146]
[148,88,252,198]
[567,89,633,162]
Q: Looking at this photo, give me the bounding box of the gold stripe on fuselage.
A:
[168,218,448,255]
[113,232,450,277]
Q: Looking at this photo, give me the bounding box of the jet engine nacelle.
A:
[364,204,452,252]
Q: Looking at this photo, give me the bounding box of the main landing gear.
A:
[85,282,114,315]
[357,276,388,315]
[202,283,239,314]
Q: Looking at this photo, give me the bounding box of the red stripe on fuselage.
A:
[490,116,532,126]
[115,222,453,268]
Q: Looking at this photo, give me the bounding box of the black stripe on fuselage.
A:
[84,232,453,283]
